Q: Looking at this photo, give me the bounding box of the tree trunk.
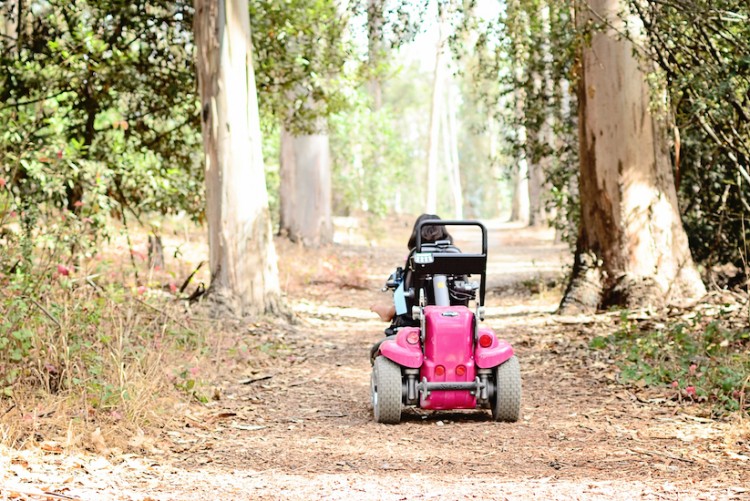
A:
[193,0,282,315]
[425,13,446,214]
[560,0,705,313]
[0,0,18,53]
[528,5,555,227]
[446,81,463,219]
[278,126,295,235]
[367,0,384,112]
[278,126,333,247]
[510,159,530,224]
[527,156,545,226]
[510,78,530,224]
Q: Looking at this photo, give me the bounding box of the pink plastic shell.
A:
[474,327,515,368]
[379,327,423,368]
[419,306,477,410]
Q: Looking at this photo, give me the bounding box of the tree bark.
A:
[560,0,705,313]
[367,0,384,112]
[527,156,545,226]
[278,126,295,235]
[510,159,530,224]
[278,125,333,247]
[0,0,18,53]
[193,0,282,316]
[510,72,530,224]
[446,81,463,219]
[425,9,446,214]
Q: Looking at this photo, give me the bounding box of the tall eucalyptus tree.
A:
[193,0,282,314]
[560,0,705,312]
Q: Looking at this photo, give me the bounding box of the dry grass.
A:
[0,216,218,453]
[0,214,377,455]
[0,284,212,452]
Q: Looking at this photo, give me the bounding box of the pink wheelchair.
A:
[371,220,521,424]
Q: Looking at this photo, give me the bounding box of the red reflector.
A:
[479,334,493,348]
[455,365,466,376]
[435,365,445,376]
[406,331,420,345]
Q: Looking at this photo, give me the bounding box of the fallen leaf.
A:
[90,427,108,453]
[41,441,63,454]
[210,412,237,421]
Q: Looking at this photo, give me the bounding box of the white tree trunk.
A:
[425,14,446,214]
[527,156,545,226]
[193,0,282,315]
[446,82,463,219]
[510,159,530,224]
[367,0,384,111]
[528,5,555,227]
[510,76,530,224]
[561,0,705,312]
[279,126,295,234]
[1,0,18,53]
[279,126,333,247]
[487,114,505,217]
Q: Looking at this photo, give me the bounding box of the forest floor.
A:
[1,219,749,500]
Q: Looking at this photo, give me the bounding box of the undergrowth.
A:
[0,256,210,450]
[0,272,212,445]
[590,304,750,417]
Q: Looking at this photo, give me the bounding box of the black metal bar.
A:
[412,254,486,275]
[414,219,489,306]
[419,381,483,391]
[415,220,488,255]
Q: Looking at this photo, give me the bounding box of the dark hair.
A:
[407,213,453,250]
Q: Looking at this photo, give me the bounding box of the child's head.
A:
[407,214,453,250]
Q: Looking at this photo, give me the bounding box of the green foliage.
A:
[590,310,750,416]
[349,0,432,53]
[453,1,580,233]
[0,0,202,214]
[174,367,208,403]
[249,0,354,134]
[0,0,203,273]
[329,94,412,216]
[0,276,158,409]
[627,1,750,267]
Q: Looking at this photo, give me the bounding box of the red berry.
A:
[57,264,70,276]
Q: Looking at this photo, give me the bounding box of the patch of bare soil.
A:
[2,223,749,500]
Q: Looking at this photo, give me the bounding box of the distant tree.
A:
[560,0,705,313]
[193,0,282,314]
[278,124,333,246]
[425,7,446,215]
[367,0,385,112]
[249,0,348,246]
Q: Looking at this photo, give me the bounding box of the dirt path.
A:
[2,223,748,500]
